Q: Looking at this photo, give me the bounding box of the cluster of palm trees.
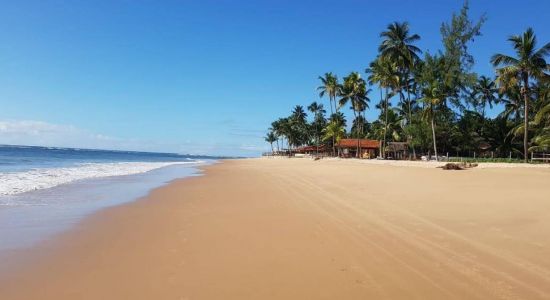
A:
[266,4,550,162]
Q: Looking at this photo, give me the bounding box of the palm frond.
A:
[533,103,550,125]
[491,53,519,67]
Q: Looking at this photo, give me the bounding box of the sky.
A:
[0,0,549,156]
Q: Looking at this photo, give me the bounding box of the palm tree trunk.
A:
[480,105,486,138]
[523,75,529,163]
[316,121,319,156]
[406,76,415,160]
[288,142,292,157]
[330,95,336,157]
[316,134,319,156]
[360,112,364,159]
[353,109,360,158]
[383,88,389,159]
[431,116,438,161]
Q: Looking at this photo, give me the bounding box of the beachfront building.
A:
[385,142,409,160]
[338,139,380,159]
[294,145,328,156]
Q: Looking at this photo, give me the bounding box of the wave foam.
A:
[0,161,199,196]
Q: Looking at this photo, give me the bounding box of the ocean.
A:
[0,145,214,253]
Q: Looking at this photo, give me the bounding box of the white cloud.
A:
[0,120,147,151]
[0,120,77,136]
[0,120,262,157]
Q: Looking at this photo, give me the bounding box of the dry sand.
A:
[1,158,550,299]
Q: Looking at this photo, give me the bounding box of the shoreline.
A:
[0,162,207,254]
[2,159,550,299]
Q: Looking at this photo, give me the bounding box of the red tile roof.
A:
[338,139,380,149]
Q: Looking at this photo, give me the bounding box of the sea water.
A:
[0,145,215,253]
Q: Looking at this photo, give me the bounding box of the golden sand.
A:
[1,158,550,299]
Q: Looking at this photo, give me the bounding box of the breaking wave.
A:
[0,161,199,196]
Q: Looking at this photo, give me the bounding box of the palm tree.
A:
[381,108,405,143]
[323,120,345,157]
[292,105,307,123]
[339,72,370,157]
[287,106,309,151]
[491,28,550,162]
[307,101,325,119]
[366,57,399,158]
[471,76,499,138]
[318,73,341,114]
[271,119,285,152]
[324,112,347,157]
[472,76,499,118]
[278,117,292,154]
[308,101,326,155]
[379,21,422,157]
[529,83,550,152]
[530,103,550,152]
[351,115,369,138]
[264,132,277,154]
[498,85,523,123]
[379,21,422,69]
[420,83,444,161]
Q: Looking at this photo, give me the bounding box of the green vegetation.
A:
[266,2,550,162]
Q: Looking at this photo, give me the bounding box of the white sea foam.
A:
[0,161,200,196]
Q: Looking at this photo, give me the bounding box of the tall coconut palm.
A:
[379,21,422,156]
[278,117,292,154]
[471,76,499,138]
[420,83,444,161]
[323,120,345,157]
[291,105,307,123]
[528,83,550,152]
[379,22,422,69]
[287,105,308,150]
[491,28,550,162]
[366,57,399,158]
[380,108,405,143]
[318,73,341,114]
[271,119,286,151]
[531,108,550,152]
[498,85,523,123]
[270,120,280,151]
[339,72,370,157]
[264,131,277,154]
[472,76,499,118]
[308,101,326,155]
[307,101,325,120]
[351,115,369,138]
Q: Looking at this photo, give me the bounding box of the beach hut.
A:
[385,142,409,160]
[337,139,380,158]
[294,145,328,157]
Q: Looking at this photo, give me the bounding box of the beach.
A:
[1,158,550,299]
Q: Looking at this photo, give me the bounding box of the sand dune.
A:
[1,158,550,299]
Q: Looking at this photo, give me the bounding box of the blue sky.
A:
[0,0,548,156]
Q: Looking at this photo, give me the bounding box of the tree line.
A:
[266,3,550,162]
